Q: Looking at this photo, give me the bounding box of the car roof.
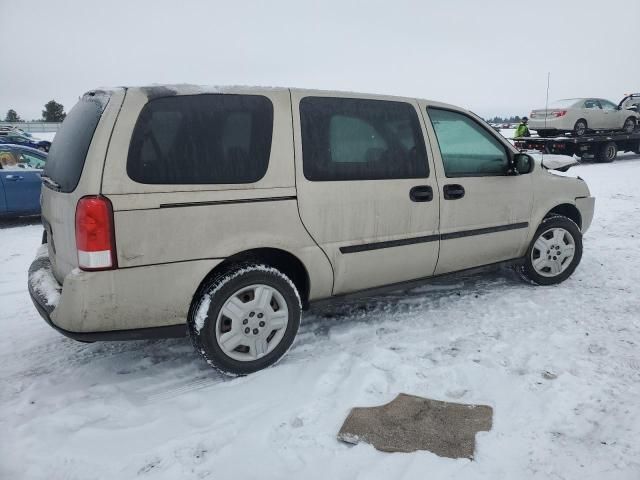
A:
[123,84,462,112]
[559,97,615,102]
[0,131,30,137]
[0,143,47,156]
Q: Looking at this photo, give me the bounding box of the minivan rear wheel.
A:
[518,215,582,286]
[188,264,301,376]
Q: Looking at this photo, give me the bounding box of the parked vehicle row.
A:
[29,85,595,375]
[0,126,52,151]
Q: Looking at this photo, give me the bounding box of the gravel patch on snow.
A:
[1,156,640,479]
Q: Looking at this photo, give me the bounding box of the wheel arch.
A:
[545,203,582,230]
[624,116,637,129]
[192,247,312,310]
[574,118,588,130]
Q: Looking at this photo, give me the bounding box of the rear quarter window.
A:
[127,94,274,185]
[44,93,109,192]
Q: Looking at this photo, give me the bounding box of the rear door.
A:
[291,90,440,295]
[5,148,48,213]
[421,104,533,275]
[1,167,42,214]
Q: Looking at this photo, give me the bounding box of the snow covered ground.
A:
[1,155,640,479]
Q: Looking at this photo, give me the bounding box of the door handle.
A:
[409,185,433,202]
[5,175,24,181]
[443,184,465,200]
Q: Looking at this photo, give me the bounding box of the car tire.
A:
[595,141,617,163]
[623,117,636,134]
[518,215,583,286]
[573,119,588,137]
[188,264,301,376]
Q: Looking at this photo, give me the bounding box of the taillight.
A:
[75,196,117,271]
[552,110,567,117]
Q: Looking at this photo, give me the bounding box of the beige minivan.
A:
[29,85,595,375]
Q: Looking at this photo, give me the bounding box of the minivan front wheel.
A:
[189,264,301,376]
[518,216,583,285]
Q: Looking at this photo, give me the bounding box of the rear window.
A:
[550,99,579,109]
[127,94,273,184]
[44,93,109,192]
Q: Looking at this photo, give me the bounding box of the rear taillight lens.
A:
[75,196,117,271]
[552,110,567,117]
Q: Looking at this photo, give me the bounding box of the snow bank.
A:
[27,245,61,307]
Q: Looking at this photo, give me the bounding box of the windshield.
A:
[43,92,109,192]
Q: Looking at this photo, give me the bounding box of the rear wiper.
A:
[41,174,61,190]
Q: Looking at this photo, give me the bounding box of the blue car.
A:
[0,144,47,217]
[0,132,51,152]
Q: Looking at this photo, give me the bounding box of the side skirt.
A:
[309,257,525,309]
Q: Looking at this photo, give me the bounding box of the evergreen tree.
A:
[4,109,22,122]
[42,100,66,122]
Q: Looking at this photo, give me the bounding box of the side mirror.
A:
[509,153,534,175]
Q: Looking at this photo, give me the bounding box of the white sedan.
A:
[529,98,639,137]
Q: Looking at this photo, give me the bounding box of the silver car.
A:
[529,98,639,137]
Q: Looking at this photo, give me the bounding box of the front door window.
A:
[427,108,508,177]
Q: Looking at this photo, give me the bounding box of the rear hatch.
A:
[41,88,125,283]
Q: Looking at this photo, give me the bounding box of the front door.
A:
[291,91,440,294]
[582,99,606,129]
[599,99,623,129]
[420,105,533,275]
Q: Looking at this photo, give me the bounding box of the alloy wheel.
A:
[215,284,289,361]
[531,228,576,277]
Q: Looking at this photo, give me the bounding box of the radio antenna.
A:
[544,72,550,129]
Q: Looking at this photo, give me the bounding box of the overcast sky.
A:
[1,0,638,120]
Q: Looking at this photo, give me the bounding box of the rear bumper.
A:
[28,245,65,331]
[28,245,188,342]
[529,117,569,131]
